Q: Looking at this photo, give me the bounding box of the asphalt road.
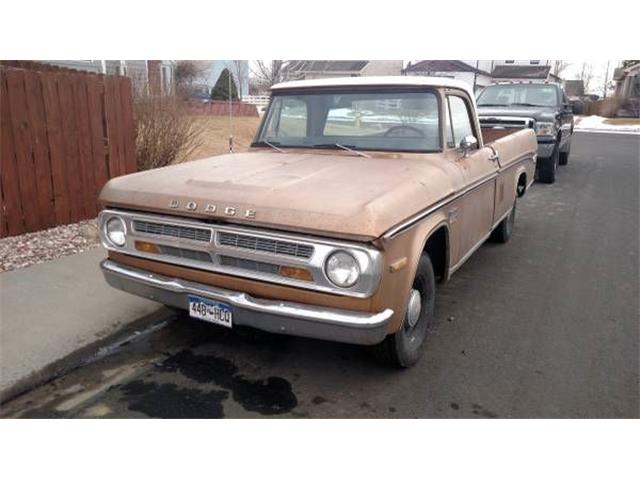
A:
[2,132,638,419]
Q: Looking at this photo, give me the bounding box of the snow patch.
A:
[574,116,640,135]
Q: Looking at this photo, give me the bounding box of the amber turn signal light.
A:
[279,265,313,282]
[135,240,161,254]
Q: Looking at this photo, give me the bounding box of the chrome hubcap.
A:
[406,289,422,328]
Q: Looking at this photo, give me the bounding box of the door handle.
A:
[486,145,499,162]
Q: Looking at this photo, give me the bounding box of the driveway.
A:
[2,132,638,419]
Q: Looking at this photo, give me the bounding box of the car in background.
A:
[476,82,574,184]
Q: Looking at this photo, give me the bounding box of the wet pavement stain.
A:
[120,380,228,418]
[158,350,298,415]
[471,403,498,418]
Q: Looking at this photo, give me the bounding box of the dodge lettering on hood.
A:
[99,76,537,367]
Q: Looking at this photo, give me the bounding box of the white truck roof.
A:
[271,76,474,97]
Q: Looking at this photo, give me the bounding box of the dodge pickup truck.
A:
[476,81,574,184]
[98,76,537,367]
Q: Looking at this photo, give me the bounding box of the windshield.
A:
[254,90,441,152]
[477,84,559,108]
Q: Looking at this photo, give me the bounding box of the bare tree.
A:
[251,60,285,92]
[552,60,570,77]
[174,60,208,100]
[231,60,247,99]
[577,62,594,93]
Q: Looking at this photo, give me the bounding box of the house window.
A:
[505,60,515,64]
[530,60,540,65]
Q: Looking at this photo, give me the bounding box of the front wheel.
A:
[537,143,559,184]
[373,253,435,368]
[559,138,571,165]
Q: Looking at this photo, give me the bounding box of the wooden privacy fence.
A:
[0,62,136,238]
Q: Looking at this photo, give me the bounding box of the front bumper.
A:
[101,259,393,345]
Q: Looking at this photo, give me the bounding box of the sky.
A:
[563,60,619,95]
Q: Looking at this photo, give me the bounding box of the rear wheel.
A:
[373,254,435,368]
[490,199,516,243]
[537,143,559,184]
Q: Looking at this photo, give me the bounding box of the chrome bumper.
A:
[101,260,393,345]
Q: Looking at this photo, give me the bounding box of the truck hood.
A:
[477,105,557,122]
[99,150,458,241]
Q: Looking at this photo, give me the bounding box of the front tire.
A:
[373,253,435,368]
[537,143,559,184]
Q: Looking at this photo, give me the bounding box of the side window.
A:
[447,96,474,149]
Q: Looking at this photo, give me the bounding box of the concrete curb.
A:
[0,307,174,404]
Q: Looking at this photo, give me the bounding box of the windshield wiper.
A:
[255,140,286,153]
[477,103,508,107]
[312,143,370,158]
[510,102,545,107]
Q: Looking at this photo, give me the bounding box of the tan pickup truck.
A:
[98,77,537,367]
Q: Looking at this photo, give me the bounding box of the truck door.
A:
[445,94,499,258]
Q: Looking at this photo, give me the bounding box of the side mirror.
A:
[564,102,574,113]
[460,135,478,156]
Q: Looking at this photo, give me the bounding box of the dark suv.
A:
[476,82,573,184]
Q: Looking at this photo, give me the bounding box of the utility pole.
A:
[603,60,610,99]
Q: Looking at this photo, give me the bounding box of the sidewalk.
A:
[0,247,170,402]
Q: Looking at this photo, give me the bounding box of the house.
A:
[564,80,585,98]
[403,60,492,93]
[281,61,403,81]
[41,60,175,95]
[491,64,561,83]
[613,63,640,100]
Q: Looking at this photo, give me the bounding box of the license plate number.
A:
[188,295,233,328]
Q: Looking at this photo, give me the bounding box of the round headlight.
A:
[105,217,126,247]
[325,251,360,288]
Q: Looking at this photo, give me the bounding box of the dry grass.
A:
[187,116,262,161]
[603,118,640,125]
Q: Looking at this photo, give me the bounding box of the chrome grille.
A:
[219,255,280,275]
[133,220,211,242]
[218,231,314,259]
[158,246,213,263]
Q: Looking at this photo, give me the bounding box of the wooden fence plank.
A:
[6,69,42,232]
[57,74,85,222]
[119,77,137,174]
[72,75,97,217]
[104,76,121,178]
[41,73,70,225]
[24,70,56,228]
[86,75,109,205]
[0,70,26,235]
[112,77,127,177]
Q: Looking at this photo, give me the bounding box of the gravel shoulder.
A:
[0,219,100,272]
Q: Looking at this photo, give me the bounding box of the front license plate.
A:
[188,295,233,328]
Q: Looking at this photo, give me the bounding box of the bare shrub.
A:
[134,95,205,170]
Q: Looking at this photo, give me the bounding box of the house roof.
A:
[491,64,552,79]
[271,75,474,97]
[283,60,369,73]
[564,80,585,97]
[405,60,490,76]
